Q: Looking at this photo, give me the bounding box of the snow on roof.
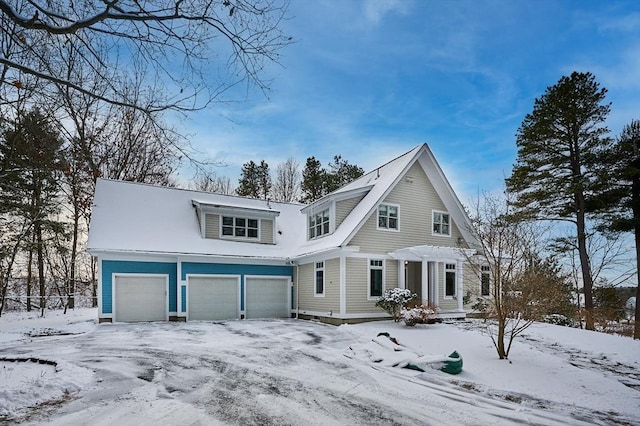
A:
[87,180,306,260]
[295,145,424,257]
[88,143,477,261]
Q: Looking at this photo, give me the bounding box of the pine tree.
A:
[0,109,67,315]
[505,71,612,330]
[591,119,640,338]
[237,160,260,198]
[326,155,364,193]
[300,156,325,203]
[257,160,271,200]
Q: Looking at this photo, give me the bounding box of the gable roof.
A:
[294,143,478,257]
[88,143,478,262]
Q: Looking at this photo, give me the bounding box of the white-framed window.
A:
[222,216,259,239]
[315,261,324,296]
[481,265,490,296]
[433,211,451,236]
[309,209,330,239]
[445,263,456,298]
[377,204,399,231]
[368,259,384,299]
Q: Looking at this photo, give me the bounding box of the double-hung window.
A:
[433,211,451,236]
[369,259,384,298]
[222,216,259,239]
[309,209,330,239]
[445,263,456,297]
[315,262,324,296]
[481,265,490,296]
[377,204,399,230]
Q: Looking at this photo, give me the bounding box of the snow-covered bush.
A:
[543,314,579,328]
[376,288,417,322]
[401,304,440,327]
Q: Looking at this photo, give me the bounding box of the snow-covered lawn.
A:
[0,309,638,425]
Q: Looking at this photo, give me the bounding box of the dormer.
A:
[300,185,372,241]
[192,200,280,244]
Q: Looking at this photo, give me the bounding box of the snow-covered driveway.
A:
[1,310,638,425]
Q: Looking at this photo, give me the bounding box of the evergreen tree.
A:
[237,160,270,199]
[0,109,67,315]
[257,160,271,200]
[300,156,325,203]
[326,155,364,193]
[591,119,640,338]
[505,71,612,330]
[237,160,260,198]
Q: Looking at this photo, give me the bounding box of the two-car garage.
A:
[187,276,290,321]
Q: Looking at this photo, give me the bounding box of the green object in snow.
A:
[441,351,463,375]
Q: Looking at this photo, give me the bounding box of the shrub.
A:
[376,288,417,322]
[401,303,440,327]
[542,314,579,327]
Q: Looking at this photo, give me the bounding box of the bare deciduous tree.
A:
[191,169,235,195]
[0,0,292,112]
[272,157,299,202]
[466,191,550,359]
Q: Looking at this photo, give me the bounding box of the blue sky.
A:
[181,0,640,204]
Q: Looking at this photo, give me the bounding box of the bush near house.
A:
[376,288,416,322]
[401,303,440,327]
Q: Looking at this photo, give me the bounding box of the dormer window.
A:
[309,208,330,239]
[222,216,259,239]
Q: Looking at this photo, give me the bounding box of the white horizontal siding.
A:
[348,162,465,253]
[205,214,219,239]
[336,195,365,228]
[297,259,340,313]
[260,219,274,244]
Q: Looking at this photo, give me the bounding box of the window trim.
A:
[220,215,261,241]
[481,265,490,297]
[432,210,451,237]
[308,204,334,240]
[377,203,400,232]
[314,261,325,297]
[368,259,385,300]
[445,263,456,299]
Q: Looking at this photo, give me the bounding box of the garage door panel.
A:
[188,276,239,321]
[115,276,167,322]
[245,278,289,319]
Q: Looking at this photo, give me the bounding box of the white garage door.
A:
[188,276,239,321]
[114,275,167,322]
[245,277,289,319]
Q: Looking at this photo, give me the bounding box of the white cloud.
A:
[363,0,411,25]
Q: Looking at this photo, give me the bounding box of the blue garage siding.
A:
[102,260,178,314]
[181,262,293,311]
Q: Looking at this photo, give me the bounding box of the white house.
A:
[87,144,486,323]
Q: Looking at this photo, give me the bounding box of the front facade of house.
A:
[88,144,487,323]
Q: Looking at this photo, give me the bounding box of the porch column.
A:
[398,259,406,289]
[456,259,464,312]
[421,256,429,304]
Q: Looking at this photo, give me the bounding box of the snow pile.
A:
[345,332,461,373]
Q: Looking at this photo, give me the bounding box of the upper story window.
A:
[481,265,490,296]
[309,209,330,239]
[222,216,259,239]
[377,204,399,231]
[433,211,451,236]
